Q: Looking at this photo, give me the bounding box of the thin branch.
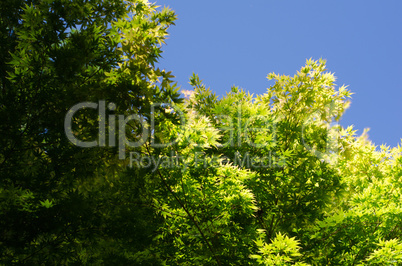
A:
[144,143,222,266]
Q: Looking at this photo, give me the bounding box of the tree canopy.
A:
[1,0,402,265]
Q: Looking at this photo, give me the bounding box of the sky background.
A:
[156,0,402,148]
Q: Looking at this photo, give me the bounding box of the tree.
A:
[131,58,402,265]
[141,59,351,265]
[114,44,402,263]
[0,0,179,263]
[2,0,402,264]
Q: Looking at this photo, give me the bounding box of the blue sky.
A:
[156,0,402,148]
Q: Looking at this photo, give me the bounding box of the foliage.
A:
[1,0,402,265]
[251,231,309,265]
[0,0,178,263]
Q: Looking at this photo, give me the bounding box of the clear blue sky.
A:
[156,0,402,148]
